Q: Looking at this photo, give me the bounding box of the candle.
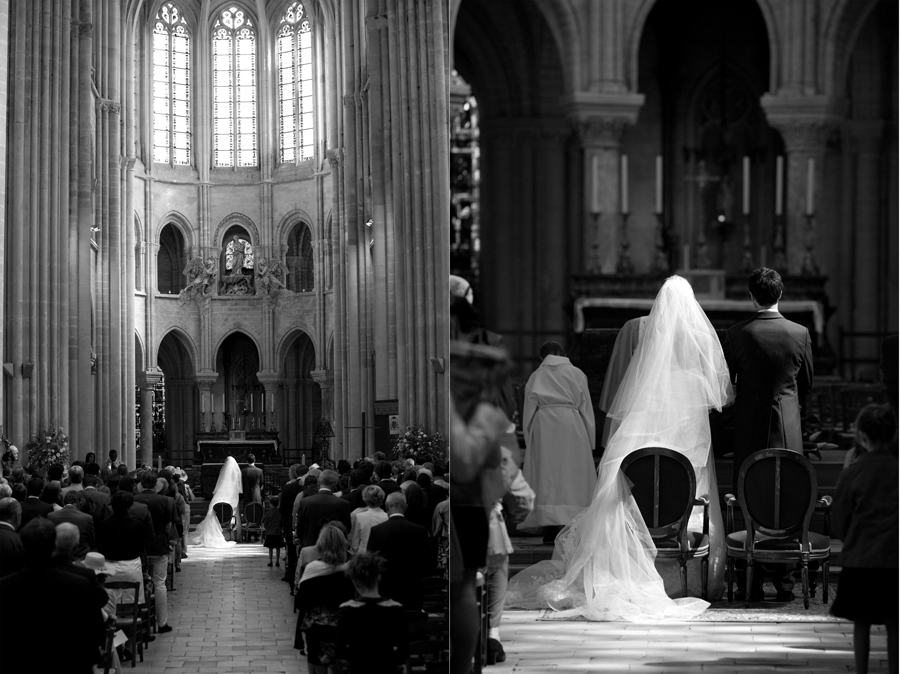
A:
[250,395,254,413]
[655,155,663,214]
[683,244,690,270]
[262,393,265,413]
[742,156,750,215]
[620,154,629,214]
[591,155,601,214]
[806,157,815,215]
[760,245,767,267]
[775,156,784,216]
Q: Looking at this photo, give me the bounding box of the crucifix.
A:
[682,159,720,269]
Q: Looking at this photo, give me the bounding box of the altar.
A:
[195,431,281,500]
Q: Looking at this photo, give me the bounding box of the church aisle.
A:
[491,610,886,673]
[139,544,302,674]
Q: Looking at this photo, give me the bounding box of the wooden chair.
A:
[724,449,832,609]
[242,501,265,542]
[621,446,711,599]
[214,502,235,539]
[101,616,117,674]
[105,580,145,667]
[406,640,450,673]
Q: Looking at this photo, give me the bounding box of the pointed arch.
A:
[155,326,197,376]
[277,325,319,367]
[213,212,260,247]
[214,328,264,364]
[822,0,881,99]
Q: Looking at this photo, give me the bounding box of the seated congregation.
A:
[276,454,450,673]
[0,457,193,672]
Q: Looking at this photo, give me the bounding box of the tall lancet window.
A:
[153,3,191,165]
[277,2,314,163]
[213,5,257,167]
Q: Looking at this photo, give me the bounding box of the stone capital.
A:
[139,370,163,389]
[310,368,334,387]
[256,372,283,390]
[326,148,343,170]
[194,372,219,391]
[563,92,645,148]
[760,94,845,152]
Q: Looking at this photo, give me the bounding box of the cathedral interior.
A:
[451,0,897,401]
[0,0,449,471]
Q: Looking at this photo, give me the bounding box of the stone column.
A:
[257,372,283,433]
[566,95,644,274]
[138,371,162,469]
[761,95,841,275]
[310,369,334,421]
[195,372,219,433]
[284,378,300,453]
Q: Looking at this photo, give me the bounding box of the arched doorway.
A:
[281,331,319,462]
[157,330,196,466]
[158,223,187,294]
[216,332,262,431]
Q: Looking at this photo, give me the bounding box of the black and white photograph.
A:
[449,0,897,672]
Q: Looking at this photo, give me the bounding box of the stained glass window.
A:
[225,236,254,271]
[277,2,314,163]
[153,3,191,165]
[213,6,257,167]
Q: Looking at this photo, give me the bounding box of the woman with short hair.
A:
[349,485,388,554]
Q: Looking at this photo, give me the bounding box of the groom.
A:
[724,268,813,601]
[724,267,814,487]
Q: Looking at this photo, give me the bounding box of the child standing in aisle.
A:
[262,495,284,567]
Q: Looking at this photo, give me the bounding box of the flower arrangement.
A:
[390,425,447,464]
[1,434,17,473]
[25,425,70,473]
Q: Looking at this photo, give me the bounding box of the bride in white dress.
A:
[506,276,733,621]
[188,456,243,548]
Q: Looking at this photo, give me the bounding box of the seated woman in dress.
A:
[294,523,355,673]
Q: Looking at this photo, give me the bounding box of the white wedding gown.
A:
[188,456,242,548]
[506,276,734,621]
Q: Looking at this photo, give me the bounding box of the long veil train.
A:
[506,276,733,621]
[187,456,243,548]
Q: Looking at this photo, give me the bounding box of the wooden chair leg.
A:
[745,562,753,609]
[726,559,734,603]
[700,557,708,601]
[802,562,810,610]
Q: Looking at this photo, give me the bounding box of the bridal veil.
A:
[506,276,733,620]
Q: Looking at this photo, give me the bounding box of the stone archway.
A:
[280,331,320,463]
[157,330,197,467]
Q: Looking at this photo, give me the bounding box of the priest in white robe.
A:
[518,342,596,539]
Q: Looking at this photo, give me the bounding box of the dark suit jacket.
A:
[295,490,352,547]
[19,497,54,530]
[341,486,365,510]
[724,311,813,483]
[1,566,104,673]
[55,559,111,612]
[279,479,302,538]
[0,523,25,577]
[241,464,264,504]
[377,479,400,497]
[133,491,178,556]
[366,515,430,610]
[81,487,111,525]
[48,506,96,559]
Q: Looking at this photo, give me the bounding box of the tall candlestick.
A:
[591,155,601,214]
[775,156,784,216]
[806,157,815,215]
[655,155,663,214]
[742,156,750,215]
[620,154,629,214]
[250,395,253,413]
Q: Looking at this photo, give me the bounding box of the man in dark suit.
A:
[278,464,303,585]
[112,475,155,549]
[134,472,180,633]
[1,518,104,673]
[724,268,814,601]
[53,522,110,613]
[0,497,25,577]
[241,454,264,506]
[366,491,431,610]
[341,469,368,509]
[724,267,814,488]
[82,475,111,526]
[19,477,54,529]
[294,469,352,549]
[48,490,95,560]
[375,461,400,497]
